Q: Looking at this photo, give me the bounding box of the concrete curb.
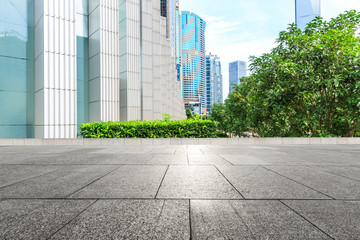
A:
[0,138,359,146]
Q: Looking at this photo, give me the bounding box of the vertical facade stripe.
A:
[34,0,77,138]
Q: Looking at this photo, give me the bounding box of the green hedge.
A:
[79,120,220,138]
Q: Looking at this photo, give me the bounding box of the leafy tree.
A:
[215,10,360,137]
[185,109,193,119]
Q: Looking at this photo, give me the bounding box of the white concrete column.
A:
[152,0,162,120]
[89,0,120,122]
[34,0,77,138]
[119,0,141,121]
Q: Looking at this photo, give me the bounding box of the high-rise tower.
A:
[205,53,223,114]
[181,11,206,115]
[229,61,246,93]
[295,0,321,30]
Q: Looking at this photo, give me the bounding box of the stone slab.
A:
[267,166,360,199]
[50,200,189,240]
[70,165,167,198]
[219,154,272,165]
[313,166,360,181]
[217,166,329,199]
[152,147,177,155]
[156,166,242,199]
[147,155,188,165]
[0,147,105,165]
[0,165,118,199]
[175,148,203,155]
[0,199,95,240]
[284,200,360,240]
[187,154,231,165]
[0,165,61,188]
[191,200,331,239]
[95,154,153,165]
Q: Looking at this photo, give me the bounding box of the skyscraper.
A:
[229,61,247,93]
[0,0,184,138]
[295,0,321,30]
[181,11,206,115]
[205,54,223,114]
[176,0,182,82]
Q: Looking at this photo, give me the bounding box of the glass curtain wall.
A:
[0,0,35,138]
[76,0,89,130]
[229,61,246,93]
[181,11,206,114]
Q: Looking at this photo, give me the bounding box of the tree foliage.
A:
[213,11,360,137]
[186,109,193,119]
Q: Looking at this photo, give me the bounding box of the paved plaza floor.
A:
[1,144,360,239]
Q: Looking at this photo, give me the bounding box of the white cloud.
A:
[322,0,360,20]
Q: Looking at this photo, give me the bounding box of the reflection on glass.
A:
[0,0,34,138]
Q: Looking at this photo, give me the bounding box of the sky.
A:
[180,0,360,100]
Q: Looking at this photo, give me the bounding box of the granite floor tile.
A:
[70,165,167,198]
[147,155,188,165]
[217,166,329,199]
[156,166,242,199]
[0,165,61,188]
[191,200,331,240]
[0,199,95,240]
[313,166,360,181]
[284,200,360,240]
[0,165,118,199]
[219,154,272,165]
[188,154,231,166]
[50,200,190,240]
[267,166,360,199]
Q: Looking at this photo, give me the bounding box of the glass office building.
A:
[176,0,182,82]
[0,0,35,138]
[295,0,321,30]
[229,61,247,93]
[181,11,206,115]
[160,0,177,57]
[0,0,184,138]
[205,54,223,114]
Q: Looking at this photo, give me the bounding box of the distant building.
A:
[295,0,321,30]
[229,61,247,93]
[176,0,182,82]
[181,11,206,115]
[205,53,223,114]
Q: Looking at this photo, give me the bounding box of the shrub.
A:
[79,119,220,138]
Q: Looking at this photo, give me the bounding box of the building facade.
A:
[0,0,184,139]
[229,60,246,93]
[180,11,206,115]
[175,0,182,83]
[205,53,223,114]
[295,0,321,30]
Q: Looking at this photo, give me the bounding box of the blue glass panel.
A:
[0,57,28,92]
[0,126,29,138]
[0,0,34,138]
[77,36,89,127]
[0,91,27,125]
